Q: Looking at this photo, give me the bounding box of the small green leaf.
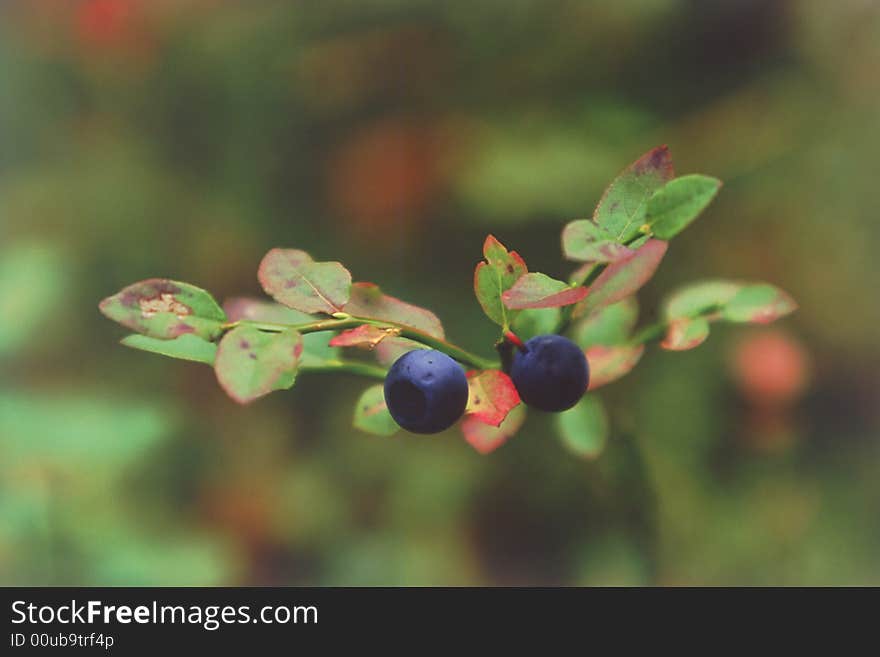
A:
[353,384,399,436]
[99,279,226,340]
[594,145,674,242]
[511,307,561,341]
[121,333,217,365]
[645,174,722,239]
[586,344,644,390]
[345,282,444,338]
[461,403,527,455]
[562,219,633,263]
[556,395,608,459]
[214,326,303,404]
[660,317,710,351]
[571,297,638,348]
[575,240,667,318]
[465,370,520,427]
[722,284,797,324]
[258,248,352,315]
[664,280,743,319]
[473,235,528,327]
[502,273,587,309]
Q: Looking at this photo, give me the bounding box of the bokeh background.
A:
[1,0,878,586]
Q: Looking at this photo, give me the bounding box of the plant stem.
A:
[300,360,388,380]
[223,317,499,371]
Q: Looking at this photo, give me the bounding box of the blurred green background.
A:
[1,0,878,586]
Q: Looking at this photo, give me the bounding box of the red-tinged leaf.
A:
[223,297,315,324]
[502,273,588,310]
[329,324,401,349]
[373,337,426,366]
[473,235,528,327]
[721,284,797,324]
[461,404,527,455]
[586,344,644,390]
[214,326,303,404]
[344,282,444,338]
[465,370,521,427]
[575,240,668,318]
[663,281,743,320]
[661,317,710,351]
[561,219,634,264]
[99,279,226,340]
[353,384,399,436]
[594,145,674,242]
[258,248,351,315]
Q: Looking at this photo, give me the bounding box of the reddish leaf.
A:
[329,324,401,349]
[473,235,528,327]
[465,370,521,427]
[586,344,644,390]
[258,248,351,315]
[561,219,634,264]
[594,145,674,242]
[344,282,444,338]
[99,279,226,340]
[373,337,425,366]
[661,317,710,351]
[502,273,588,310]
[461,404,527,455]
[721,284,797,324]
[575,240,668,318]
[223,297,314,324]
[214,326,303,404]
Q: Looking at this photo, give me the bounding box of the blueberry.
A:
[510,334,589,412]
[384,349,469,434]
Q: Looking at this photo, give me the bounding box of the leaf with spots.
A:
[461,403,527,455]
[258,248,351,315]
[661,317,710,351]
[571,297,639,348]
[556,395,608,459]
[353,384,399,436]
[344,282,444,338]
[223,297,339,367]
[214,326,303,404]
[644,174,722,239]
[721,284,797,324]
[120,333,217,365]
[465,370,521,427]
[502,273,587,310]
[473,235,528,327]
[586,344,644,390]
[99,279,226,340]
[574,239,667,318]
[594,145,674,242]
[562,219,634,264]
[329,324,401,349]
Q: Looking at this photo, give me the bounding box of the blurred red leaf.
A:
[586,344,644,390]
[461,404,527,455]
[661,317,711,351]
[329,324,401,349]
[344,282,444,338]
[465,370,521,427]
[502,273,587,310]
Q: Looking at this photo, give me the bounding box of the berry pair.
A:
[384,335,589,434]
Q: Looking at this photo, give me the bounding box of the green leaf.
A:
[353,384,399,436]
[121,333,217,365]
[594,145,674,242]
[556,395,608,459]
[561,219,634,263]
[575,239,667,318]
[99,279,226,340]
[345,282,445,338]
[461,403,527,455]
[660,317,711,351]
[586,344,644,390]
[502,273,587,309]
[664,280,743,319]
[511,307,561,341]
[465,370,520,427]
[571,297,638,348]
[214,326,303,404]
[258,248,352,315]
[645,174,722,239]
[721,284,797,324]
[473,235,528,327]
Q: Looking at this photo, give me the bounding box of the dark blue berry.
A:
[510,334,589,412]
[384,349,469,434]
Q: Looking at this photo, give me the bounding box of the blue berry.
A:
[384,349,469,434]
[510,334,589,412]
